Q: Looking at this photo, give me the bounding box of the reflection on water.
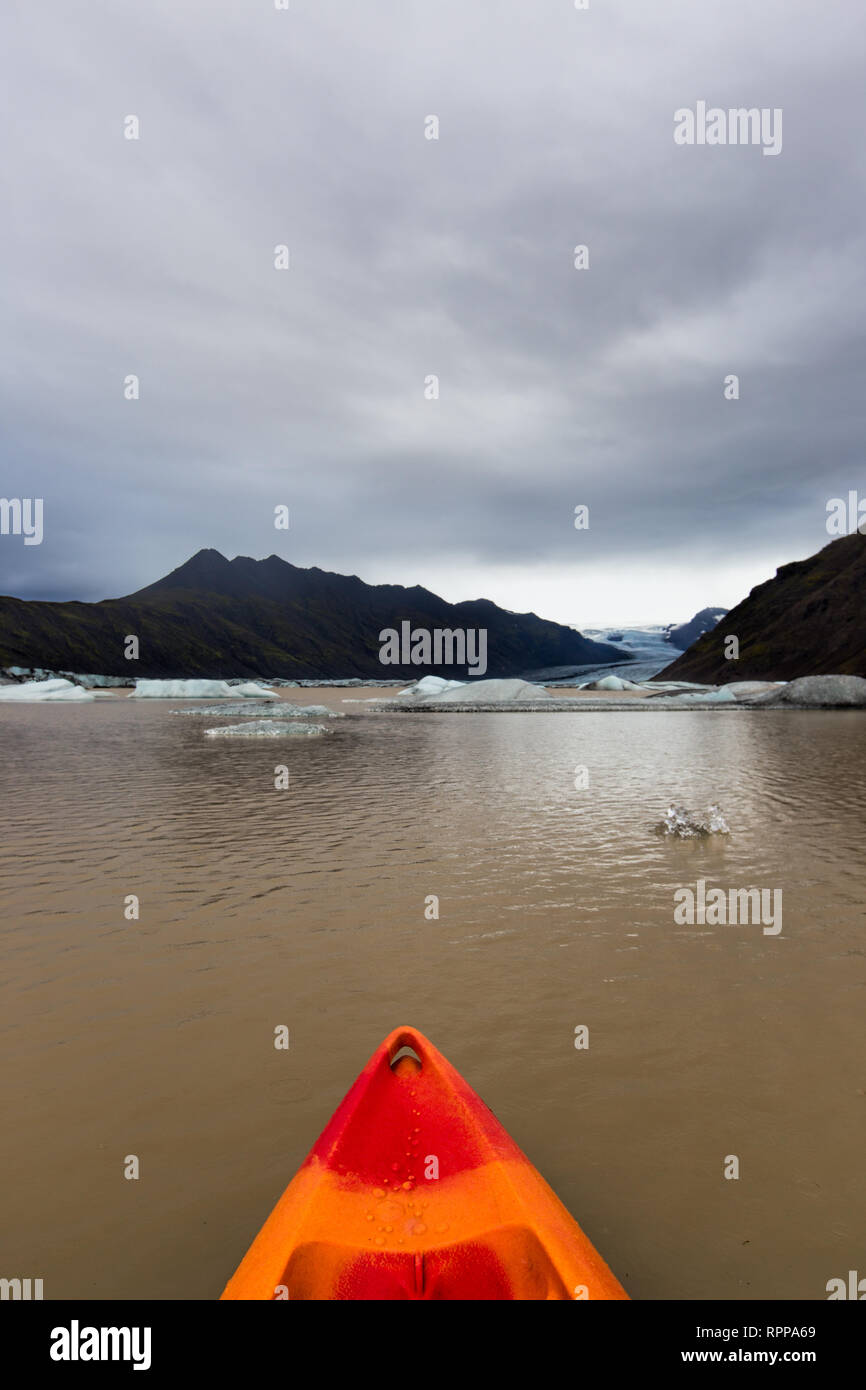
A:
[1,697,864,1298]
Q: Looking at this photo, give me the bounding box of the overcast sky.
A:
[2,0,864,625]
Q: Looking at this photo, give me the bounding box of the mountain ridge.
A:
[659,533,866,681]
[0,549,623,680]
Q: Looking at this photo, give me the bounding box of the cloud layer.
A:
[2,0,864,623]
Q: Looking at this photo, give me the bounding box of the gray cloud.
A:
[2,0,865,621]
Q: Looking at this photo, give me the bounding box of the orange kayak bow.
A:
[221,1026,628,1300]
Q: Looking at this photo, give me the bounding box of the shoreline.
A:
[3,677,866,712]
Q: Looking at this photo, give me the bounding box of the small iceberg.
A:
[204,720,331,738]
[280,704,343,719]
[753,675,866,707]
[175,702,342,719]
[399,675,468,697]
[420,677,551,704]
[0,678,94,703]
[584,675,644,691]
[656,804,730,838]
[667,687,737,703]
[132,679,276,700]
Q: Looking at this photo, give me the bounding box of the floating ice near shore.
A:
[234,682,277,698]
[0,678,94,702]
[174,702,342,718]
[717,681,784,699]
[754,675,866,707]
[584,675,645,691]
[281,704,343,718]
[399,675,467,697]
[666,686,738,703]
[421,677,551,704]
[132,679,276,699]
[2,667,130,688]
[657,805,730,838]
[204,720,330,738]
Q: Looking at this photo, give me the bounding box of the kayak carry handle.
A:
[386,1026,427,1074]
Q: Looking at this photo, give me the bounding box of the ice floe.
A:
[0,678,94,702]
[753,675,866,707]
[2,667,130,688]
[204,720,330,738]
[398,675,468,697]
[174,702,342,718]
[131,679,276,699]
[664,686,737,703]
[717,681,784,699]
[419,677,551,704]
[583,675,645,691]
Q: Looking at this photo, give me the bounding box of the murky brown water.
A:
[1,692,864,1299]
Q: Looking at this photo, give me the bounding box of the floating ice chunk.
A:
[753,675,866,707]
[346,695,400,706]
[657,804,730,838]
[231,682,277,698]
[717,681,784,701]
[422,678,551,704]
[174,701,342,718]
[585,675,644,691]
[204,720,330,738]
[0,678,94,702]
[281,704,343,718]
[667,687,738,703]
[132,679,275,699]
[399,675,468,697]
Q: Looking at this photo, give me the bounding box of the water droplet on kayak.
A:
[385,1225,393,1233]
[373,1188,385,1198]
[414,1222,427,1235]
[391,1163,400,1172]
[402,1181,414,1191]
[366,1214,374,1221]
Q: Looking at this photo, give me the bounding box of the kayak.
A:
[221,1025,628,1300]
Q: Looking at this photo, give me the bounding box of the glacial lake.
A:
[1,692,864,1299]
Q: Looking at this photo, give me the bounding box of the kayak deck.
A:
[221,1026,628,1300]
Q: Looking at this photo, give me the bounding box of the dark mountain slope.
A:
[658,533,866,682]
[0,550,623,680]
